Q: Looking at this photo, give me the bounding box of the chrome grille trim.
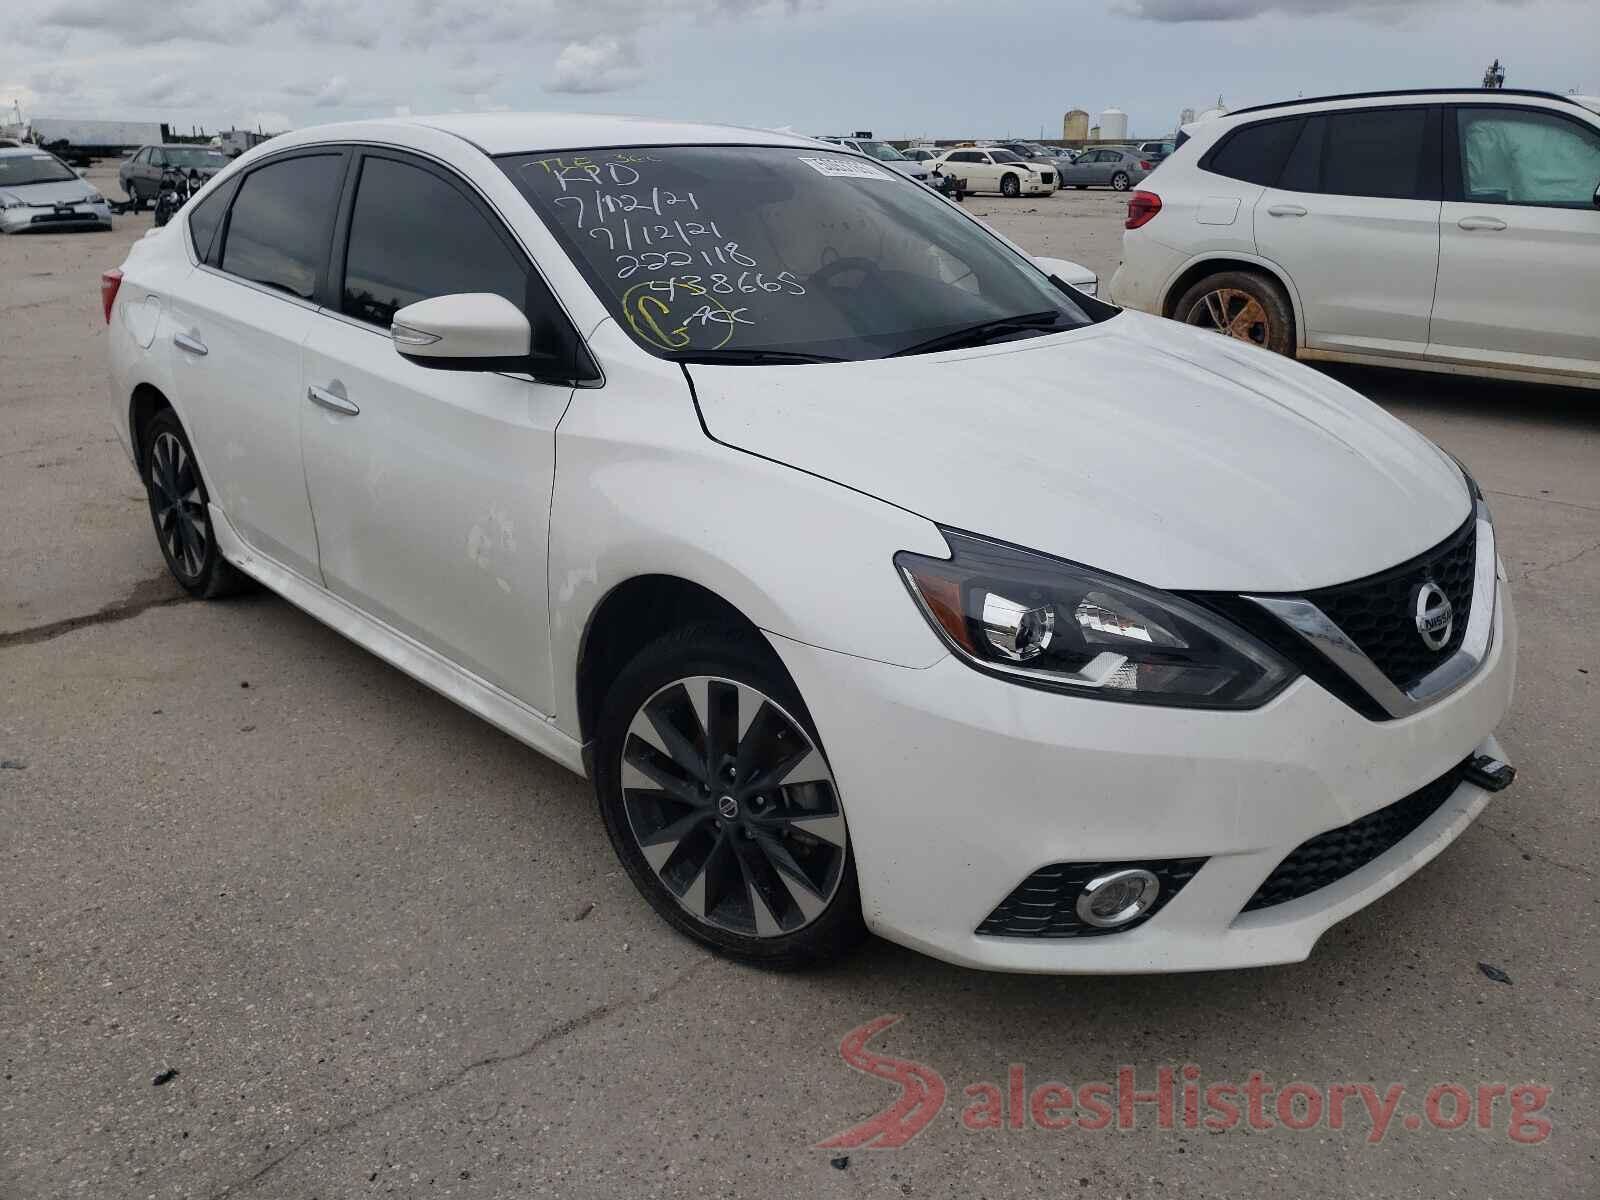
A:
[1244,503,1496,719]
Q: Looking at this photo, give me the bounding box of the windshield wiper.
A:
[889,310,1066,358]
[674,348,845,365]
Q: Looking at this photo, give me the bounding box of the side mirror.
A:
[391,293,531,371]
[1033,256,1100,296]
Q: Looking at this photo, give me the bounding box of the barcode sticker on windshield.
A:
[796,155,894,180]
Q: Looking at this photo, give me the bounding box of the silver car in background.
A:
[118,144,229,206]
[1057,146,1153,191]
[816,136,934,185]
[0,146,112,233]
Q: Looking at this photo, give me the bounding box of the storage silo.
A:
[1062,109,1089,141]
[1099,107,1128,142]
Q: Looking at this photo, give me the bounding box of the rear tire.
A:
[1111,171,1131,191]
[140,408,252,599]
[1172,270,1295,357]
[593,623,866,969]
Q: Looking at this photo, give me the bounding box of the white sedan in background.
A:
[104,112,1513,973]
[928,146,1059,196]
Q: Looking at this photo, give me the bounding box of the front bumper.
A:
[1,202,112,233]
[769,573,1515,973]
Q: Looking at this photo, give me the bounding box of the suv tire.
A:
[1173,270,1295,357]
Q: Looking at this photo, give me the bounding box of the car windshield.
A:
[856,141,907,162]
[500,144,1101,362]
[989,149,1024,163]
[0,153,77,186]
[163,148,227,168]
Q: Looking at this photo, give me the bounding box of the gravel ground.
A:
[2,164,1596,1199]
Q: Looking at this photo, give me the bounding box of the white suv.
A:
[1110,89,1600,390]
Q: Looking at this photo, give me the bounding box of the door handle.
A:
[307,384,359,416]
[1266,204,1308,217]
[1457,215,1507,231]
[173,331,208,356]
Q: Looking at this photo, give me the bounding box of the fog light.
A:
[1075,868,1161,928]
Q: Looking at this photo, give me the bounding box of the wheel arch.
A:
[128,382,173,471]
[574,574,779,751]
[1160,253,1305,349]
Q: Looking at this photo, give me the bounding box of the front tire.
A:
[593,624,865,969]
[141,408,251,598]
[1000,173,1021,198]
[1173,270,1296,356]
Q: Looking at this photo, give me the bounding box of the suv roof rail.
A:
[1225,87,1587,119]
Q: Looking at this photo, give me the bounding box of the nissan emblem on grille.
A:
[1413,581,1454,651]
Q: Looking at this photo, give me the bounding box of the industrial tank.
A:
[1062,109,1089,141]
[1098,107,1128,142]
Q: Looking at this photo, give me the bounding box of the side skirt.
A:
[210,502,588,779]
[1297,347,1600,391]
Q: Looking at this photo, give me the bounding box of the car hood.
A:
[687,311,1470,592]
[3,178,98,205]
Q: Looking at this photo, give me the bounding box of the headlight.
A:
[895,530,1296,708]
[0,193,24,209]
[1449,455,1490,520]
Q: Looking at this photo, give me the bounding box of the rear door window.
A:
[186,176,238,265]
[1320,107,1431,198]
[218,153,345,299]
[1273,108,1437,199]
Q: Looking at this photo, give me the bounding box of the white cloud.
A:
[545,34,643,93]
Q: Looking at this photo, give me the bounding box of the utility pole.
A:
[1482,58,1506,89]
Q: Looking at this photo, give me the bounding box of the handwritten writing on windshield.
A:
[526,152,808,352]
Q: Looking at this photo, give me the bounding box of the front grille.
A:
[1302,515,1477,692]
[976,858,1205,938]
[31,210,90,224]
[1242,759,1471,912]
[1040,172,1054,184]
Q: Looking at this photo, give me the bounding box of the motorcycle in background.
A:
[152,167,201,228]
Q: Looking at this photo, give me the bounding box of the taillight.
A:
[100,269,123,324]
[1139,160,1153,171]
[1125,191,1162,230]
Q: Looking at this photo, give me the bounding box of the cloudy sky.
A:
[3,0,1592,141]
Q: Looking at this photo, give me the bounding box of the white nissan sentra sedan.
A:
[104,113,1517,973]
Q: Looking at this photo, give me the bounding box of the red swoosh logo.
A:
[817,1015,946,1149]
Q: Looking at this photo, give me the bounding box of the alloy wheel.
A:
[1186,288,1271,346]
[1111,172,1130,191]
[149,431,209,578]
[620,675,848,938]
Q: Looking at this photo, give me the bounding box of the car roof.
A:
[0,145,60,157]
[268,112,827,157]
[1225,87,1590,121]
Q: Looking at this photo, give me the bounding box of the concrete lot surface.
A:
[2,170,1596,1198]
